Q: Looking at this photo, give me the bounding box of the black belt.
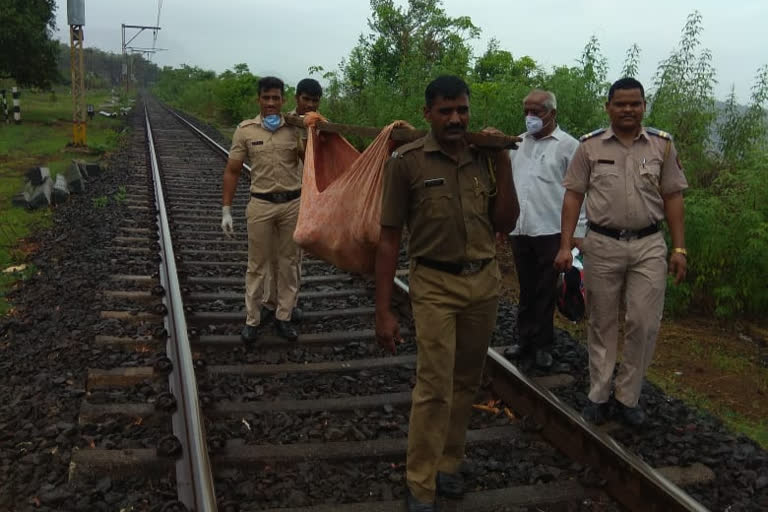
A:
[417,257,492,276]
[588,222,659,241]
[251,190,301,203]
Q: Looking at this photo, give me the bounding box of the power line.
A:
[151,0,164,58]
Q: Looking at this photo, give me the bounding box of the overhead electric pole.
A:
[122,24,162,93]
[68,0,87,146]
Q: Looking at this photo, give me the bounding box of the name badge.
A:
[251,140,264,146]
[424,178,445,188]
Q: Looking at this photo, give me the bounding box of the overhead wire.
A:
[151,0,164,59]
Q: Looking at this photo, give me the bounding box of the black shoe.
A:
[260,307,275,324]
[504,343,529,359]
[406,489,436,512]
[240,325,259,345]
[617,402,646,426]
[276,320,298,341]
[436,471,464,499]
[534,349,553,369]
[582,401,610,425]
[291,307,303,323]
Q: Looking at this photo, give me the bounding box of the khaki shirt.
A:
[380,131,496,261]
[563,126,688,231]
[229,114,303,194]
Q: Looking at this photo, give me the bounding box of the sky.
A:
[53,0,767,103]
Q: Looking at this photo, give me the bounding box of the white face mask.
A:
[525,115,544,134]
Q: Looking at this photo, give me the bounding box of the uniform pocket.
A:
[592,162,619,179]
[639,163,661,192]
[419,191,453,219]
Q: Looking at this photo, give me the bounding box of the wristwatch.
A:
[673,247,687,256]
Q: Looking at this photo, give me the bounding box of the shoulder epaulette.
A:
[238,118,259,128]
[646,127,673,140]
[579,128,607,142]
[391,138,425,158]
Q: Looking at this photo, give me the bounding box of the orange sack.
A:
[293,113,399,274]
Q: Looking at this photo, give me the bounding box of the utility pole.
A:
[121,24,162,94]
[68,0,86,146]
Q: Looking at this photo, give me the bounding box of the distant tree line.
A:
[55,42,160,89]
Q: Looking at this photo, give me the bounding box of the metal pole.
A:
[122,24,128,95]
[70,25,87,145]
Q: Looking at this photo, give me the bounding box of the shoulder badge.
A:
[579,128,607,142]
[394,138,425,157]
[646,127,673,140]
[238,118,259,128]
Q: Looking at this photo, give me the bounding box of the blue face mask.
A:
[262,114,281,132]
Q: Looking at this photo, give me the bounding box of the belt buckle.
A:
[460,260,482,275]
[618,229,637,241]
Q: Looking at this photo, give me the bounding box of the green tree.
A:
[646,11,717,184]
[0,0,58,87]
[326,0,479,131]
[541,36,609,137]
[359,0,479,83]
[215,63,260,122]
[718,65,768,161]
[620,43,641,78]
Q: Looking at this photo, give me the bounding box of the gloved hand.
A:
[221,205,234,238]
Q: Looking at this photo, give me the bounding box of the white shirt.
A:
[509,125,587,237]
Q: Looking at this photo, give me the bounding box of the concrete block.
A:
[27,177,53,210]
[85,162,101,176]
[53,174,70,204]
[66,160,86,193]
[25,166,51,186]
[11,193,28,208]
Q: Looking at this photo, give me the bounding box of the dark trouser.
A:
[509,234,561,353]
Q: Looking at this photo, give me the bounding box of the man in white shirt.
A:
[505,89,586,370]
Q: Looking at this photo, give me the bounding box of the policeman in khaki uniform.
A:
[221,76,304,343]
[376,75,519,512]
[555,77,688,427]
[262,78,323,320]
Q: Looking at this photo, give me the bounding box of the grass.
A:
[0,85,128,314]
[648,366,768,448]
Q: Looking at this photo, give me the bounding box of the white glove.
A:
[221,205,234,238]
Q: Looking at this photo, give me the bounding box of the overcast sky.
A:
[54,0,766,103]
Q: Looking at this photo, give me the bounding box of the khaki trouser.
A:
[245,197,301,325]
[263,250,302,311]
[407,259,500,503]
[583,230,667,407]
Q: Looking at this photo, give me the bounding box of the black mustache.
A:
[445,125,465,130]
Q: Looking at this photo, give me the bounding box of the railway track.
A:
[66,97,710,512]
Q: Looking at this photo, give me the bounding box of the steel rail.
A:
[160,102,708,511]
[144,106,217,511]
[392,265,708,511]
[163,105,253,175]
